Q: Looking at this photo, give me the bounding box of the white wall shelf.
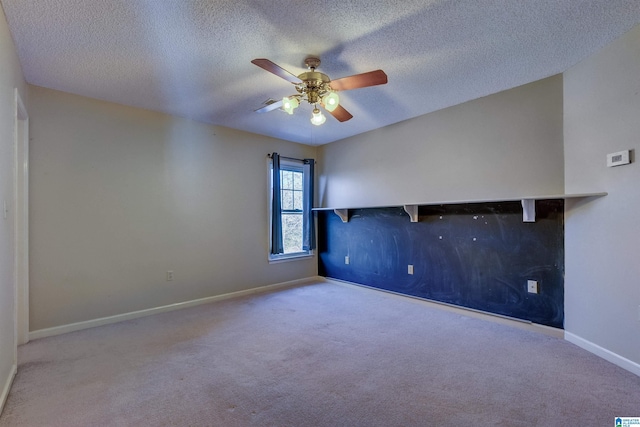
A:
[403,205,419,222]
[333,209,349,223]
[313,192,607,223]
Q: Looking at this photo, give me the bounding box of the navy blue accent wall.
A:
[317,200,564,328]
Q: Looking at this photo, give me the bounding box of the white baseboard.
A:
[0,364,17,417]
[565,332,640,377]
[30,276,321,341]
[321,277,565,339]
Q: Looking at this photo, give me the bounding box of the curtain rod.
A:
[267,154,315,163]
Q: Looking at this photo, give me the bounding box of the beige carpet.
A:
[1,281,638,426]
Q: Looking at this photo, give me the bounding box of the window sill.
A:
[268,252,315,264]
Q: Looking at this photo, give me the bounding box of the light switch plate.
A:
[527,280,538,294]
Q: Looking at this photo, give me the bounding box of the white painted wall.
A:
[0,3,26,411]
[29,86,317,331]
[316,76,564,208]
[564,25,640,370]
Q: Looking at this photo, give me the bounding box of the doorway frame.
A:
[14,89,29,348]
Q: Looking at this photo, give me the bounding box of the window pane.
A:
[293,171,303,190]
[293,190,303,210]
[281,170,293,190]
[282,213,303,253]
[281,189,294,210]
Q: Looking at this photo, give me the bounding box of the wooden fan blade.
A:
[326,104,353,122]
[251,59,302,84]
[254,98,284,113]
[329,69,388,91]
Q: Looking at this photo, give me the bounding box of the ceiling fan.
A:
[251,57,387,125]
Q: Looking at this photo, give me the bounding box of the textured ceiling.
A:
[2,0,639,145]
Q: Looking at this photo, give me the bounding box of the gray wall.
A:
[564,25,640,368]
[317,75,564,208]
[28,86,317,331]
[0,3,27,409]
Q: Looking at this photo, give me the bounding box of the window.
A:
[280,166,304,253]
[269,154,315,261]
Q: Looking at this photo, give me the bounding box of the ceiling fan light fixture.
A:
[282,96,299,114]
[253,57,387,124]
[310,108,326,126]
[322,91,340,112]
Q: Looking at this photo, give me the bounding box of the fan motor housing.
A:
[296,71,331,104]
[298,71,330,85]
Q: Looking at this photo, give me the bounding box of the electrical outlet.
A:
[527,280,538,294]
[408,264,414,275]
[345,256,350,265]
[166,271,174,281]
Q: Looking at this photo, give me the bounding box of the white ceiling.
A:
[2,1,639,145]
